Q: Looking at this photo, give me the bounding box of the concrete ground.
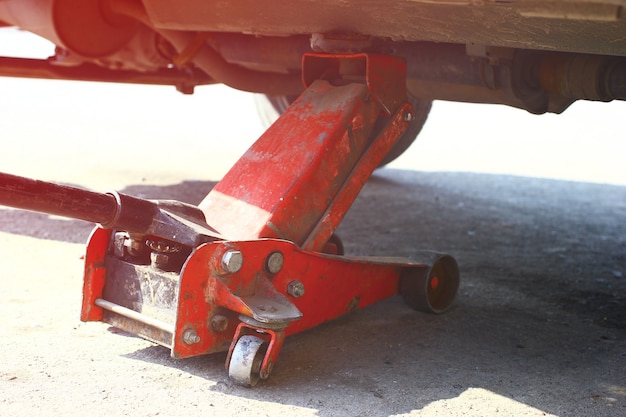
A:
[0,79,625,416]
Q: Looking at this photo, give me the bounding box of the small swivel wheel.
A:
[228,335,269,387]
[400,252,460,314]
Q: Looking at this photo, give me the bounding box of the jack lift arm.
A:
[0,53,459,386]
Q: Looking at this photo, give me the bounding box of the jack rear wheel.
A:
[400,252,460,314]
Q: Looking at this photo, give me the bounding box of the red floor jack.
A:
[0,53,459,386]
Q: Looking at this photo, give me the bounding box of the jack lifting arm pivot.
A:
[0,53,459,387]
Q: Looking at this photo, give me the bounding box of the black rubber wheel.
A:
[254,93,431,166]
[399,252,460,314]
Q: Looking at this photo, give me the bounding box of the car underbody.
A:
[1,0,625,114]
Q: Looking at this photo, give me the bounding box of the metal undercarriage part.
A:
[0,0,625,112]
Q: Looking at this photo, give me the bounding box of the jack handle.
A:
[0,172,214,246]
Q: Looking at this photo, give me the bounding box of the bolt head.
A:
[221,250,243,273]
[287,280,305,298]
[266,252,284,274]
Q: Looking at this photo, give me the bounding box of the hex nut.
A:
[182,329,200,345]
[221,250,243,273]
[266,251,284,274]
[287,280,305,298]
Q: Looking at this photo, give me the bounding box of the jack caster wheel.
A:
[400,252,460,314]
[228,335,269,387]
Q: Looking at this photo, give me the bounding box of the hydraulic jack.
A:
[0,53,459,386]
